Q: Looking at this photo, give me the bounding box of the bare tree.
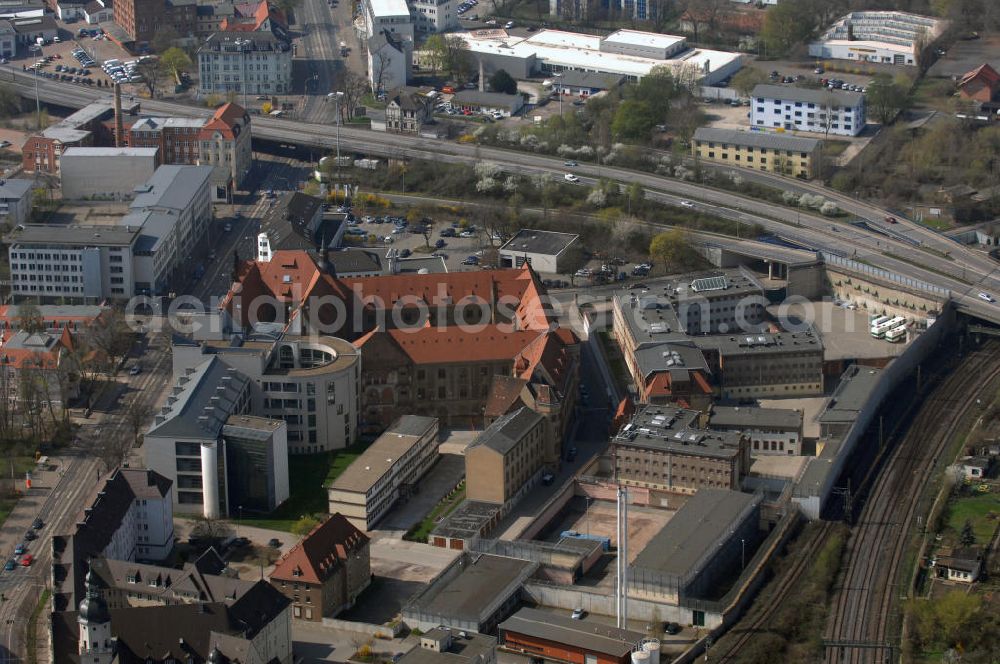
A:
[190,515,235,542]
[13,303,44,333]
[335,70,369,124]
[85,310,134,375]
[125,398,153,447]
[371,50,395,97]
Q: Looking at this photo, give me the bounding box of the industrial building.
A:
[403,553,537,633]
[611,404,751,495]
[629,489,761,609]
[326,415,440,530]
[59,148,161,200]
[818,364,883,439]
[455,28,742,84]
[708,406,804,456]
[498,229,580,273]
[697,331,824,399]
[691,128,821,179]
[499,607,647,664]
[400,629,496,664]
[808,11,945,66]
[749,84,866,137]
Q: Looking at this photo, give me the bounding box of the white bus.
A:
[871,319,896,338]
[870,315,891,327]
[886,326,907,343]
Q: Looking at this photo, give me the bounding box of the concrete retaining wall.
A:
[516,480,576,541]
[320,618,403,638]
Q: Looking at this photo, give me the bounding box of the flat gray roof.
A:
[132,165,213,212]
[710,406,803,431]
[328,416,438,493]
[500,608,644,658]
[406,554,535,623]
[819,365,882,423]
[399,630,496,664]
[395,256,449,274]
[0,179,32,200]
[693,127,820,153]
[634,341,709,381]
[552,70,624,89]
[694,330,823,357]
[615,404,743,459]
[62,147,160,158]
[499,229,579,257]
[5,224,139,246]
[752,83,863,107]
[632,489,759,579]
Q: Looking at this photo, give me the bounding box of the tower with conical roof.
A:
[77,565,114,664]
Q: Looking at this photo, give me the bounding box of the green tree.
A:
[423,34,447,77]
[731,67,768,98]
[626,182,645,211]
[866,74,908,125]
[611,100,657,141]
[160,47,193,85]
[760,0,818,57]
[291,514,321,536]
[489,69,517,95]
[649,228,691,273]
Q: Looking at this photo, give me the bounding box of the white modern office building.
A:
[808,11,945,66]
[5,164,212,300]
[361,0,414,42]
[749,84,866,137]
[410,0,457,32]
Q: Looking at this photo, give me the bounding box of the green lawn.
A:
[405,482,465,543]
[915,217,953,231]
[243,442,372,532]
[944,493,1000,545]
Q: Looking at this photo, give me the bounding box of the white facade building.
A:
[367,29,409,95]
[361,0,414,41]
[410,0,457,32]
[198,32,293,95]
[59,147,160,201]
[749,83,866,137]
[809,11,945,66]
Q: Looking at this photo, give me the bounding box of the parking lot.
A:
[24,32,143,91]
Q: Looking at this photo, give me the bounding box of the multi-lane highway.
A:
[5,68,1000,320]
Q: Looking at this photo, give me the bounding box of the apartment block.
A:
[465,407,547,506]
[198,31,293,96]
[611,404,750,495]
[327,415,439,530]
[269,514,371,621]
[113,0,196,45]
[692,127,821,179]
[750,84,866,137]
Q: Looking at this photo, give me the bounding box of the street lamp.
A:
[741,538,746,570]
[237,505,243,538]
[327,91,344,168]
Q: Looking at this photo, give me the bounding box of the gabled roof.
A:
[0,327,72,370]
[198,102,250,141]
[960,63,1000,88]
[467,407,544,456]
[484,375,528,419]
[382,328,545,365]
[270,514,369,584]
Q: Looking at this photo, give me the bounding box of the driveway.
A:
[374,453,466,533]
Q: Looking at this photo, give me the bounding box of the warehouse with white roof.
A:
[454,28,742,84]
[808,11,946,66]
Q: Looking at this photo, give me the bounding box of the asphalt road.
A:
[298,0,340,123]
[0,330,172,661]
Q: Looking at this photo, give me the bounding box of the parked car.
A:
[20,554,33,566]
[129,364,142,376]
[664,622,682,635]
[31,517,43,530]
[435,239,446,248]
[268,538,281,548]
[566,446,577,461]
[542,472,555,485]
[571,608,585,620]
[13,543,25,556]
[23,530,36,541]
[3,560,14,571]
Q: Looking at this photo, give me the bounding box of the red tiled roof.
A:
[198,103,249,141]
[514,328,578,388]
[380,327,542,365]
[270,514,368,585]
[484,375,529,418]
[960,63,1000,88]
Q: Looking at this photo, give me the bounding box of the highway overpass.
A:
[6,68,1000,324]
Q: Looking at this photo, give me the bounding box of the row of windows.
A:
[700,143,808,158]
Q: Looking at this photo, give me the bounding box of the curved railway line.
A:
[825,340,1000,664]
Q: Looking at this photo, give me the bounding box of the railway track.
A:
[825,341,1000,664]
[713,521,836,663]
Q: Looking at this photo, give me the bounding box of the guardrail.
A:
[821,252,951,298]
